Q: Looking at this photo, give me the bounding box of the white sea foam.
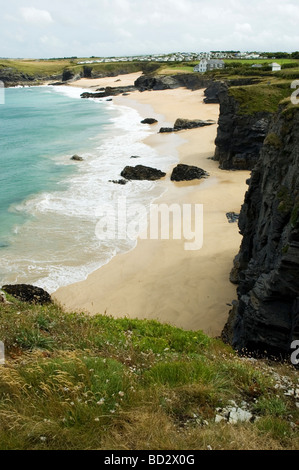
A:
[1,86,179,293]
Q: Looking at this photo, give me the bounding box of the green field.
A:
[224,59,299,65]
[0,58,157,81]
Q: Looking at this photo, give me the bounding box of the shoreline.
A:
[53,74,250,337]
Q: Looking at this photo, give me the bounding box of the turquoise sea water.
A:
[0,86,113,245]
[0,86,177,292]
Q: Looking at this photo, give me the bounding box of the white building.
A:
[194,59,225,73]
[271,62,281,72]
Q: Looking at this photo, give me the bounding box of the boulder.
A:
[109,179,128,185]
[141,118,158,125]
[173,118,216,130]
[81,85,136,99]
[170,164,209,182]
[159,127,174,133]
[2,284,52,305]
[71,155,84,162]
[159,119,215,133]
[121,165,166,181]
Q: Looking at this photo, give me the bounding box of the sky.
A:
[1,0,299,58]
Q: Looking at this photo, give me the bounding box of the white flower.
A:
[118,391,125,397]
[94,418,100,422]
[40,436,47,442]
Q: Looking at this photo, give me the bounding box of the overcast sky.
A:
[1,0,299,58]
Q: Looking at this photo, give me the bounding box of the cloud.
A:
[20,7,53,25]
[0,0,298,58]
[235,23,253,34]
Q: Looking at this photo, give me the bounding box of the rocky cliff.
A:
[134,74,212,92]
[213,82,272,170]
[223,105,299,357]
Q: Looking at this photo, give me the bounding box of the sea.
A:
[0,85,178,293]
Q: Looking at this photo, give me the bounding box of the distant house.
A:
[251,63,262,68]
[271,62,281,72]
[193,59,225,73]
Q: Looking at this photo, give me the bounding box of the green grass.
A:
[0,58,155,82]
[228,83,292,115]
[0,59,77,77]
[0,296,298,450]
[224,59,299,66]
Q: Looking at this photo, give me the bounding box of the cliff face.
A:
[134,74,212,92]
[214,83,272,170]
[224,106,299,356]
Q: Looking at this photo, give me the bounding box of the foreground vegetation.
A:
[0,295,298,450]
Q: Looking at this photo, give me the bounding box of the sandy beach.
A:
[53,73,249,337]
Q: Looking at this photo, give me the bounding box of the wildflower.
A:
[97,399,105,405]
[110,409,115,414]
[118,391,125,397]
[94,418,100,422]
[40,436,47,442]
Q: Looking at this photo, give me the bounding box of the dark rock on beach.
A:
[159,119,215,133]
[174,118,216,130]
[109,179,128,185]
[141,118,158,125]
[81,85,136,99]
[121,165,166,181]
[2,284,52,305]
[71,154,84,161]
[159,127,174,133]
[170,164,209,182]
[226,212,240,223]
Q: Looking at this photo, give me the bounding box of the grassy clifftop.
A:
[228,82,293,115]
[0,295,298,450]
[0,58,159,85]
